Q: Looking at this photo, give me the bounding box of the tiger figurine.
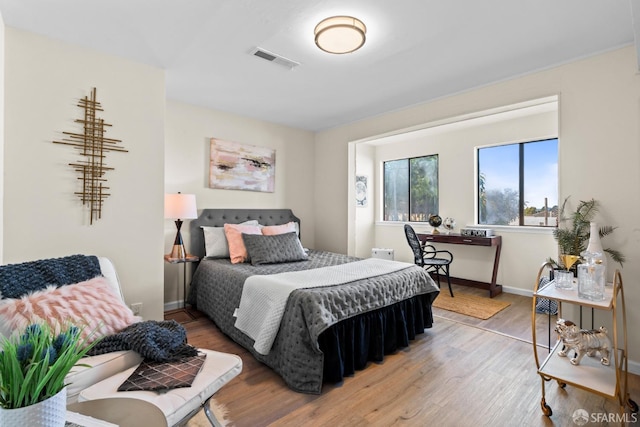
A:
[555,319,611,366]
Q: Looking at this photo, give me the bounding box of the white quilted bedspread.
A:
[233,258,413,355]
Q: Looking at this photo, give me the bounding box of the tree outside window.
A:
[384,155,438,221]
[478,138,558,226]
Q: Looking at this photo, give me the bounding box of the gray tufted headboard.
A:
[189,208,301,260]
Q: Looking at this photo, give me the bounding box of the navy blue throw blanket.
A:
[88,320,198,362]
[0,254,101,299]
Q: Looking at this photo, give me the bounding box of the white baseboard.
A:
[164,300,183,312]
[501,285,532,297]
[628,360,640,376]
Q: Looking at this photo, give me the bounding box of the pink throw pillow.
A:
[224,223,263,263]
[0,276,141,344]
[261,222,297,236]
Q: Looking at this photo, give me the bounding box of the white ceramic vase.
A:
[0,387,67,427]
[586,221,607,276]
[586,222,603,252]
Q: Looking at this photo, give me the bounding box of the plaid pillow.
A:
[118,354,206,392]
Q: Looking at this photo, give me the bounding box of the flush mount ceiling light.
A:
[314,16,366,54]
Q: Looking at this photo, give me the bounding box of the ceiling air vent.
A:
[250,47,300,70]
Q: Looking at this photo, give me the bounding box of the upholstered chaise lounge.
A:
[0,255,242,426]
[0,256,144,403]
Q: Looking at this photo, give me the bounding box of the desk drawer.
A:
[456,237,492,246]
[422,234,493,246]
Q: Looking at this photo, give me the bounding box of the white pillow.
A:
[260,221,300,237]
[202,220,259,258]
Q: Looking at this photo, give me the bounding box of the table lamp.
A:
[165,192,197,259]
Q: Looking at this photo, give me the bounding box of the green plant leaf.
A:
[552,196,624,269]
[0,322,102,409]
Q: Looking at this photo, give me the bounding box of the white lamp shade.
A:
[164,193,198,219]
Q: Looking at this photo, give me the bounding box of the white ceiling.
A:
[0,0,638,132]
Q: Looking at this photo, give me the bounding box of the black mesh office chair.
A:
[404,224,454,297]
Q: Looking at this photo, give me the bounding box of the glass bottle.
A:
[578,250,605,301]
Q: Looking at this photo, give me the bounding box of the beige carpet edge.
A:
[432,292,511,320]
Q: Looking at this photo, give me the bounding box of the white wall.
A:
[351,143,375,257]
[163,100,315,307]
[315,45,640,367]
[3,28,166,320]
[0,14,4,263]
[355,105,558,292]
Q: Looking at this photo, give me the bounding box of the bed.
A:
[188,209,440,394]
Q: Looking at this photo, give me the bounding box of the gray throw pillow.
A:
[242,232,308,265]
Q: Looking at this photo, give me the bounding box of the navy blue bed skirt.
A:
[318,292,438,384]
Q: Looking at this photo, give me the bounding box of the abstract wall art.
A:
[209,138,275,192]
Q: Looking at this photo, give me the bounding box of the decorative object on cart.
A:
[559,254,580,272]
[209,138,276,192]
[442,217,456,234]
[551,197,625,270]
[554,254,580,289]
[427,214,442,234]
[165,192,198,259]
[554,269,574,290]
[0,323,98,426]
[577,250,605,301]
[554,319,611,366]
[586,221,606,274]
[533,263,638,417]
[52,87,128,225]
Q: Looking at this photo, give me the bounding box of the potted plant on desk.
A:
[0,323,97,426]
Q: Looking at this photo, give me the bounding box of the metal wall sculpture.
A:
[53,88,127,224]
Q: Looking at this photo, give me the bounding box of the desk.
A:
[418,233,502,297]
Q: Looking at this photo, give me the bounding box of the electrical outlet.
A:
[131,302,142,316]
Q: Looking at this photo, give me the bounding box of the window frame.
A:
[383,154,439,222]
[477,137,558,227]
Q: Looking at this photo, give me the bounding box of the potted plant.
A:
[0,322,97,426]
[551,197,625,270]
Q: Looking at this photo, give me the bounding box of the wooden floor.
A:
[172,285,640,426]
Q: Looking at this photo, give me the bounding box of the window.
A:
[478,138,558,226]
[384,155,438,221]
